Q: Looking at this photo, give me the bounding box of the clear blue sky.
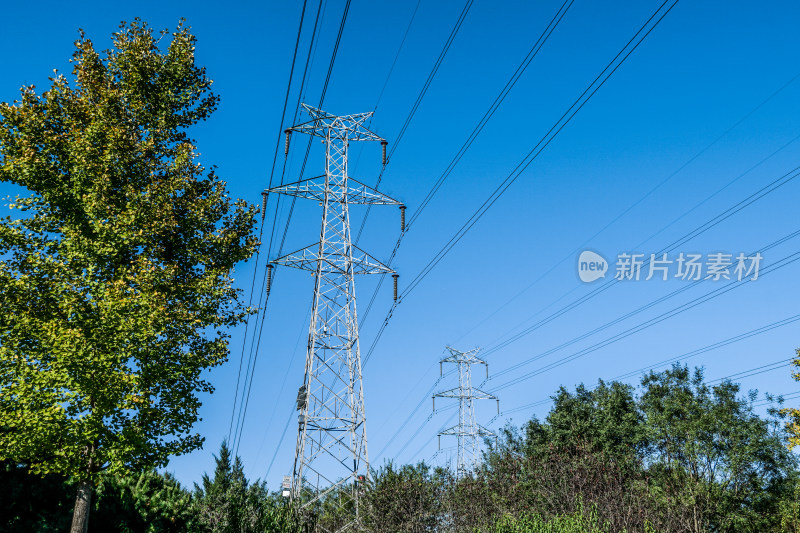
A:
[2,0,800,490]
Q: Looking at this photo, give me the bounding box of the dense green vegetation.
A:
[3,364,799,532]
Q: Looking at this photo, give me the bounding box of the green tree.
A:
[362,461,443,533]
[779,480,800,533]
[193,442,300,533]
[539,379,645,457]
[91,470,197,533]
[640,364,796,532]
[783,349,800,449]
[0,20,257,533]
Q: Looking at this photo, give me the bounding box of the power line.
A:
[490,248,800,393]
[372,0,422,114]
[354,0,475,244]
[501,360,793,416]
[252,296,313,466]
[228,0,309,447]
[361,0,680,367]
[233,258,278,455]
[357,0,575,329]
[317,0,351,107]
[373,161,800,464]
[479,163,800,360]
[448,72,800,348]
[392,312,800,463]
[347,0,422,180]
[232,0,351,457]
[612,315,800,383]
[391,279,800,461]
[398,0,680,300]
[386,0,474,166]
[371,359,439,436]
[392,404,460,465]
[753,390,800,408]
[406,0,575,230]
[485,225,800,377]
[387,167,800,467]
[707,359,792,385]
[365,0,684,459]
[373,375,443,461]
[266,409,295,479]
[384,222,800,460]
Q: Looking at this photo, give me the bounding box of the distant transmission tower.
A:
[267,104,402,528]
[433,347,498,478]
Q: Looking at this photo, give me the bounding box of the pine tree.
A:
[193,442,300,533]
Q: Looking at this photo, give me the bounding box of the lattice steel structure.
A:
[268,104,401,530]
[433,347,498,478]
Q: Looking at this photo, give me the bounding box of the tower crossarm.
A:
[470,388,497,401]
[267,175,402,205]
[288,103,384,142]
[438,425,463,437]
[439,424,495,438]
[271,243,395,275]
[440,346,484,365]
[434,387,463,399]
[434,387,495,401]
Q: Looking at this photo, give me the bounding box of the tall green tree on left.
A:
[0,19,257,533]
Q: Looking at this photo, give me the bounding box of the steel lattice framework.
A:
[268,104,401,529]
[434,347,498,478]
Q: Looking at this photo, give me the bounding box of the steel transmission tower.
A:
[267,104,402,526]
[433,347,498,478]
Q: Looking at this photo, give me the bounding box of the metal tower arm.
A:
[288,103,384,142]
[268,175,402,205]
[439,423,496,437]
[434,386,496,401]
[271,243,394,275]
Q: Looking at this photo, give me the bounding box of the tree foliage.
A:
[356,364,798,533]
[191,441,300,533]
[640,365,795,532]
[783,349,800,448]
[536,379,645,457]
[0,18,257,491]
[490,500,622,533]
[362,461,445,532]
[91,470,197,532]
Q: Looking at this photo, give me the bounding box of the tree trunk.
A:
[70,479,93,533]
